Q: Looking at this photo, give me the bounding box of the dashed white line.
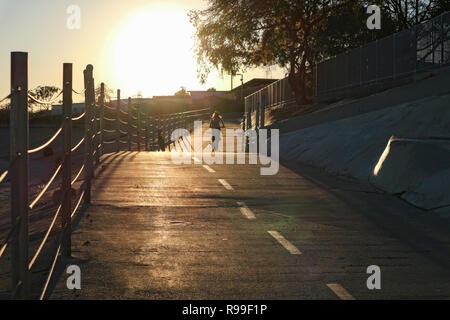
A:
[237,201,256,219]
[218,179,234,190]
[267,231,301,255]
[203,165,216,173]
[326,283,356,300]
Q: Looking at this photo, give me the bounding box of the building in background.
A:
[189,90,228,107]
[188,78,278,113]
[51,103,85,116]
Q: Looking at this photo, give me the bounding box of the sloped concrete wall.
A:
[371,138,450,210]
[278,93,450,211]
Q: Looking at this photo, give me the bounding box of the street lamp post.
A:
[234,73,244,105]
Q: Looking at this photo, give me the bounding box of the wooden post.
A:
[153,116,157,151]
[99,83,105,158]
[61,63,72,257]
[83,65,94,204]
[92,78,99,166]
[145,111,149,151]
[127,97,131,151]
[10,51,30,299]
[116,90,120,153]
[137,103,141,151]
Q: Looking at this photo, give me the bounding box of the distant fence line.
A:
[244,11,450,125]
[0,52,210,300]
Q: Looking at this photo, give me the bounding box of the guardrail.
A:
[0,51,210,300]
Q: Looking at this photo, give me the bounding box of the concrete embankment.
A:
[276,92,450,215]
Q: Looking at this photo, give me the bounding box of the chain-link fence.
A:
[316,11,450,97]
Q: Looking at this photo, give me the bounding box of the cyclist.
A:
[209,111,225,151]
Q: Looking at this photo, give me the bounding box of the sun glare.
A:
[110,8,198,98]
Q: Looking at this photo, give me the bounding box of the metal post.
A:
[10,51,29,299]
[99,83,104,158]
[127,97,131,151]
[61,63,72,257]
[441,14,444,69]
[137,102,141,151]
[145,109,149,151]
[92,78,99,167]
[414,25,418,75]
[116,90,120,152]
[260,98,265,128]
[83,65,94,204]
[153,116,157,151]
[245,109,252,153]
[241,113,246,152]
[393,34,396,80]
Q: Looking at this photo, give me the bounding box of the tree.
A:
[318,0,397,57]
[28,86,60,112]
[190,0,338,105]
[381,0,447,31]
[174,86,190,97]
[95,84,114,103]
[207,87,217,92]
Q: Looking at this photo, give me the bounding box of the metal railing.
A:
[101,94,210,153]
[244,11,450,122]
[0,56,95,300]
[0,52,210,300]
[315,11,450,97]
[244,77,296,127]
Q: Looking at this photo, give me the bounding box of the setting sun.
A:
[110,8,198,97]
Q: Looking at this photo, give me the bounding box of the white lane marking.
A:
[236,201,256,219]
[326,284,356,300]
[267,231,301,255]
[193,156,202,164]
[218,179,234,190]
[203,165,216,173]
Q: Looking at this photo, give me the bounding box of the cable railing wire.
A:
[29,164,62,210]
[71,112,85,121]
[71,165,85,185]
[11,281,22,299]
[0,217,21,259]
[71,190,85,219]
[72,88,86,95]
[39,188,85,300]
[39,234,62,300]
[71,137,85,153]
[0,92,11,104]
[0,169,8,184]
[28,204,62,270]
[27,91,63,105]
[28,125,63,154]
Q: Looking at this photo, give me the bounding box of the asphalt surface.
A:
[50,120,450,300]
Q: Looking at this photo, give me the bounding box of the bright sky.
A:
[0,0,284,100]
